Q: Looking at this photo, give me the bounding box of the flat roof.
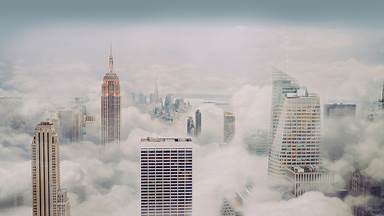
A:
[140,137,192,142]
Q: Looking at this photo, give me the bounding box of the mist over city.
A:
[1,1,384,216]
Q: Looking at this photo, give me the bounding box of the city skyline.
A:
[1,45,384,216]
[2,2,384,216]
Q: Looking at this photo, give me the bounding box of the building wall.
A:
[32,122,61,216]
[101,73,121,145]
[268,94,321,177]
[140,138,193,216]
[269,71,300,152]
[285,167,333,197]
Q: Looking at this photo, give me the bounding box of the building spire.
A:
[381,81,384,102]
[108,44,114,73]
[154,75,159,102]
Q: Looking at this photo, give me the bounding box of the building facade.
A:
[285,166,334,197]
[31,122,70,216]
[101,48,121,145]
[224,112,235,143]
[140,137,193,216]
[269,71,300,152]
[268,89,321,177]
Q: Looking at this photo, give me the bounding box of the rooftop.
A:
[38,121,53,126]
[286,165,328,173]
[140,137,192,142]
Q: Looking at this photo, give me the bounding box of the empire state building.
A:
[101,48,121,145]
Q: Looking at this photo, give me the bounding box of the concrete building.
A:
[324,103,356,118]
[31,122,70,216]
[101,47,121,145]
[224,112,235,143]
[268,88,321,177]
[140,137,193,216]
[285,166,334,197]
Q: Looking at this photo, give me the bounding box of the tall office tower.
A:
[224,112,235,143]
[140,137,193,216]
[324,103,356,118]
[31,122,70,216]
[194,109,201,136]
[101,47,121,145]
[268,89,321,177]
[269,71,300,152]
[187,116,195,136]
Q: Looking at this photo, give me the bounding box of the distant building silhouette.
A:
[224,112,235,143]
[195,109,202,136]
[324,103,356,118]
[187,116,195,136]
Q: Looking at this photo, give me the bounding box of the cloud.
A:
[244,192,352,216]
[3,22,384,216]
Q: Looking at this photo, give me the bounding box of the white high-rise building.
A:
[31,122,70,216]
[269,71,300,152]
[140,137,193,216]
[268,89,321,177]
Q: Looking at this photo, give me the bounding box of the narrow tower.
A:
[195,109,202,136]
[31,122,70,216]
[101,46,121,145]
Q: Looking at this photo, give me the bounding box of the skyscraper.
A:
[224,112,235,143]
[101,47,121,145]
[187,116,195,136]
[269,71,300,152]
[194,109,201,136]
[31,122,70,216]
[268,89,321,177]
[378,82,384,110]
[140,137,193,216]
